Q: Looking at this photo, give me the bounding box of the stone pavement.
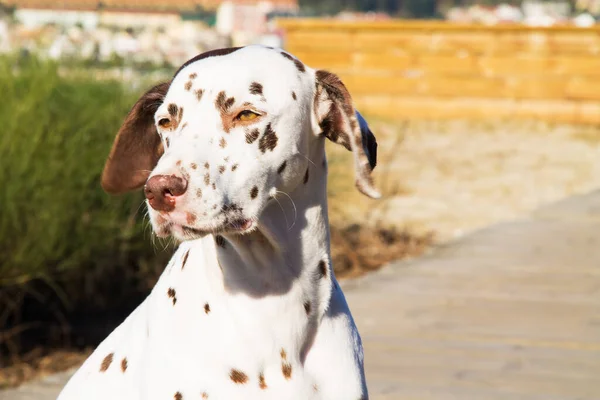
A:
[3,190,600,400]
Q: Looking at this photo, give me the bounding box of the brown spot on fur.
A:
[215,235,225,247]
[120,357,128,372]
[224,156,230,162]
[277,161,287,174]
[282,362,292,380]
[168,103,178,118]
[191,163,197,169]
[184,81,192,91]
[249,82,263,96]
[182,249,190,270]
[303,168,309,184]
[280,348,287,360]
[219,137,227,148]
[165,137,170,148]
[304,301,311,315]
[230,369,248,384]
[174,392,182,400]
[258,123,278,153]
[212,183,216,190]
[212,204,217,210]
[318,260,327,278]
[195,89,204,101]
[259,372,267,389]
[250,186,258,199]
[167,288,177,305]
[231,164,238,171]
[189,72,197,79]
[281,52,305,72]
[218,166,225,174]
[182,122,188,129]
[100,353,114,372]
[215,91,235,114]
[292,91,297,100]
[204,162,210,169]
[204,303,211,314]
[176,160,182,167]
[245,128,260,144]
[204,173,210,185]
[201,393,208,399]
[196,188,202,198]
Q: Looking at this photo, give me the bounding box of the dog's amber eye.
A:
[158,118,172,129]
[237,110,259,122]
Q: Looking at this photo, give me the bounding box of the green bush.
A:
[0,55,169,324]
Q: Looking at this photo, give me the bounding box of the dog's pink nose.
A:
[144,175,187,212]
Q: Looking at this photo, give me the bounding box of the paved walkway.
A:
[3,190,600,400]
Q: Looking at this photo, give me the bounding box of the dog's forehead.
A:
[171,46,310,97]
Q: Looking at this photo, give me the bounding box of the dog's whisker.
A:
[272,195,290,230]
[298,152,318,168]
[275,190,297,231]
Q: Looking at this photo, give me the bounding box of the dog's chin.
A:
[155,219,256,241]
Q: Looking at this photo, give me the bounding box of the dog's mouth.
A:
[156,217,255,240]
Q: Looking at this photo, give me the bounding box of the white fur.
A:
[58,45,368,400]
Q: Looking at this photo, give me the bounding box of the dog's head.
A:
[102,46,379,240]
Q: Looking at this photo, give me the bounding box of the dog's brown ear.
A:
[102,82,170,194]
[314,70,380,199]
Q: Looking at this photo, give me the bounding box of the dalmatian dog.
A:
[57,45,379,400]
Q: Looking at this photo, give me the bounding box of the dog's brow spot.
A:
[99,353,114,372]
[282,362,293,380]
[215,234,225,248]
[174,392,183,400]
[229,369,248,384]
[184,81,192,91]
[258,372,267,389]
[189,72,197,79]
[190,163,197,169]
[181,249,190,270]
[219,137,227,148]
[303,168,309,184]
[231,164,238,172]
[304,301,311,315]
[195,89,204,101]
[249,82,263,95]
[258,123,278,153]
[120,357,128,372]
[167,288,177,305]
[277,161,287,174]
[204,173,210,186]
[204,303,211,314]
[245,128,260,144]
[250,186,258,199]
[168,103,178,117]
[196,188,203,198]
[219,165,226,174]
[318,260,328,278]
[216,91,235,114]
[291,91,297,100]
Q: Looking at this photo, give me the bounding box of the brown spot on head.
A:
[212,182,216,190]
[181,249,190,270]
[230,369,248,384]
[204,303,211,314]
[277,161,287,174]
[189,72,197,79]
[280,348,287,360]
[245,128,260,144]
[249,82,263,96]
[120,357,128,372]
[281,52,305,73]
[184,81,192,91]
[224,156,230,162]
[219,137,227,148]
[258,123,278,153]
[168,103,178,118]
[215,235,226,247]
[250,186,258,199]
[176,160,182,167]
[215,91,235,114]
[174,392,183,400]
[318,260,328,279]
[191,163,197,169]
[304,301,311,315]
[204,162,210,169]
[303,168,309,184]
[204,172,210,186]
[291,91,297,100]
[167,287,177,305]
[201,392,208,399]
[196,188,202,198]
[195,88,204,101]
[282,362,292,380]
[259,372,267,389]
[231,164,238,172]
[186,213,197,225]
[100,353,114,372]
[219,165,226,174]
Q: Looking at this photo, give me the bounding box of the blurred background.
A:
[1,0,600,392]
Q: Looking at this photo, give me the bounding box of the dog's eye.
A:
[158,118,172,129]
[237,110,259,122]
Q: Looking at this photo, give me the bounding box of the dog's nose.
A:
[144,175,188,212]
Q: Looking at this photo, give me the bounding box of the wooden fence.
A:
[277,20,600,124]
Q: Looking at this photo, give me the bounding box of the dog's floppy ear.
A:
[314,70,380,199]
[102,82,170,194]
